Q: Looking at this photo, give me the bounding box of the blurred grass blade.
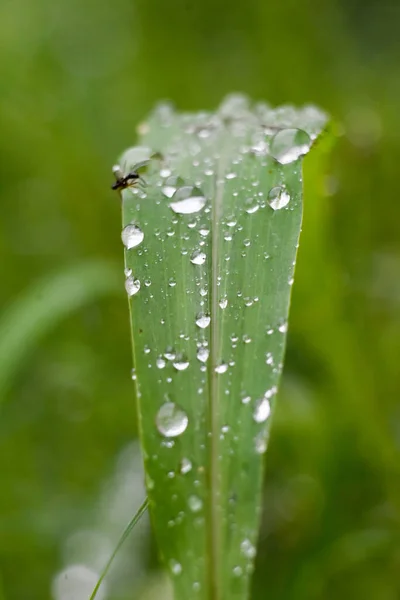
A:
[89,497,149,600]
[0,260,121,403]
[119,95,328,600]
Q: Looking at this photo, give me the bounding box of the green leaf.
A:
[89,497,149,600]
[118,95,328,600]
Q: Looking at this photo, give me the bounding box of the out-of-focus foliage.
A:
[0,0,399,599]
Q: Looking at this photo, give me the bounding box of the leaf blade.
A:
[120,95,328,600]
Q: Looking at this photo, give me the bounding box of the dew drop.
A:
[156,357,166,369]
[219,297,228,309]
[191,249,207,265]
[156,402,188,438]
[278,322,288,333]
[254,430,268,454]
[125,275,140,296]
[121,223,144,249]
[215,362,228,374]
[233,566,243,577]
[130,368,136,381]
[226,172,237,180]
[268,186,290,210]
[162,185,177,198]
[169,559,182,576]
[170,186,206,214]
[270,128,311,164]
[240,539,256,559]
[180,457,192,474]
[196,313,211,329]
[197,347,209,363]
[253,397,271,423]
[188,495,203,513]
[164,348,176,361]
[245,202,259,214]
[173,358,190,371]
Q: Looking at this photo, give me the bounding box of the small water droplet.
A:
[130,368,136,381]
[226,172,237,180]
[215,362,228,374]
[188,495,203,513]
[270,128,311,164]
[278,322,288,333]
[268,186,290,210]
[254,430,269,454]
[169,559,182,576]
[199,228,210,237]
[232,566,243,577]
[156,402,188,438]
[121,223,144,249]
[180,457,192,474]
[240,539,256,559]
[168,277,177,287]
[162,185,177,198]
[156,357,166,369]
[124,267,132,277]
[196,347,209,363]
[160,168,171,178]
[242,395,251,405]
[191,249,207,265]
[219,297,228,309]
[253,397,271,423]
[196,313,211,329]
[125,275,140,296]
[164,348,176,361]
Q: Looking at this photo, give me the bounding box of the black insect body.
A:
[111,171,140,191]
[111,161,149,192]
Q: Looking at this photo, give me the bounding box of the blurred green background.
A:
[1,0,399,598]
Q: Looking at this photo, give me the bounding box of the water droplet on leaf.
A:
[253,397,271,423]
[121,223,144,249]
[196,313,211,329]
[125,275,140,296]
[270,128,311,164]
[156,402,188,438]
[268,186,290,210]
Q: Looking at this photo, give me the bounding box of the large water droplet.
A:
[125,275,140,296]
[170,186,206,214]
[191,249,207,265]
[196,313,211,329]
[253,397,271,423]
[156,402,188,438]
[121,223,144,249]
[270,128,311,164]
[268,186,290,210]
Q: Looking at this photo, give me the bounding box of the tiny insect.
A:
[111,160,149,191]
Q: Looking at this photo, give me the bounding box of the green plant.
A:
[99,95,328,600]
